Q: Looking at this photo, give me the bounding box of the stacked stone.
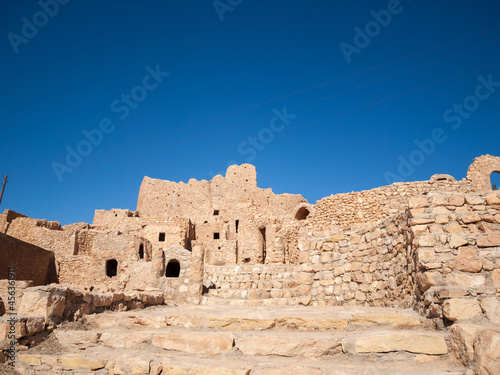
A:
[203,264,298,300]
[309,176,469,234]
[298,211,412,307]
[409,191,500,324]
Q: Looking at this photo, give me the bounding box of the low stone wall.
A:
[309,176,471,234]
[203,264,299,299]
[0,285,165,361]
[298,211,413,307]
[409,191,500,325]
[0,233,57,285]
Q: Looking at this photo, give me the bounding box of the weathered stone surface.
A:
[99,332,151,348]
[18,287,66,321]
[152,332,234,355]
[486,192,500,205]
[350,314,421,327]
[443,299,482,321]
[449,195,465,206]
[460,212,481,224]
[480,297,500,325]
[450,323,483,366]
[445,222,463,234]
[449,234,468,249]
[235,335,342,357]
[493,269,500,287]
[409,197,430,209]
[206,318,275,331]
[445,273,485,287]
[477,234,500,247]
[474,330,500,375]
[449,254,482,273]
[342,332,448,355]
[274,318,348,331]
[417,271,442,291]
[107,357,151,374]
[19,354,42,365]
[60,356,106,370]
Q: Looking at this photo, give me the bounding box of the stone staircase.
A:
[14,305,469,374]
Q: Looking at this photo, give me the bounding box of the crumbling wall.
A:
[466,154,500,192]
[309,175,471,234]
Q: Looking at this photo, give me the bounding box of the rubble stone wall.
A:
[408,191,500,324]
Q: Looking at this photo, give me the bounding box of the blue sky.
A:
[1,0,499,225]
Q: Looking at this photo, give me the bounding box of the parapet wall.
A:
[309,175,471,233]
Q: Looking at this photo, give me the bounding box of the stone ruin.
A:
[0,154,499,374]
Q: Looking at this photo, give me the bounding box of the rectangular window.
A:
[235,220,239,233]
[159,233,165,242]
[213,233,220,240]
[213,210,219,215]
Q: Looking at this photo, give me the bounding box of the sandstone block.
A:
[417,271,442,292]
[152,332,233,355]
[61,356,106,370]
[445,222,463,234]
[477,234,500,247]
[417,234,436,247]
[342,331,447,355]
[474,330,500,375]
[449,254,482,273]
[460,212,481,224]
[235,335,342,357]
[18,286,66,321]
[486,192,500,205]
[480,297,500,325]
[450,323,484,366]
[465,194,485,205]
[493,269,500,287]
[449,195,465,206]
[449,234,468,249]
[409,197,430,209]
[446,273,485,287]
[443,298,482,321]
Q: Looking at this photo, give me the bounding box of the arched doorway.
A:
[491,172,500,190]
[166,259,180,277]
[138,244,144,259]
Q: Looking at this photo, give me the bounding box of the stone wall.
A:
[0,233,57,286]
[408,191,500,324]
[309,175,471,234]
[297,211,413,307]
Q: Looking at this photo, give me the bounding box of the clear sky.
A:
[1,0,499,225]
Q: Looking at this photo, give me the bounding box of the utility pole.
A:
[0,175,8,208]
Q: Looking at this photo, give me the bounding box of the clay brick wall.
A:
[0,233,57,286]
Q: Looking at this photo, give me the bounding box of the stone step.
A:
[16,347,468,375]
[82,305,425,332]
[54,327,449,357]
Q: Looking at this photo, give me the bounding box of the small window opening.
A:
[295,207,310,220]
[138,244,144,259]
[214,232,220,240]
[213,210,219,215]
[159,232,165,242]
[235,220,239,233]
[106,259,118,278]
[166,259,180,277]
